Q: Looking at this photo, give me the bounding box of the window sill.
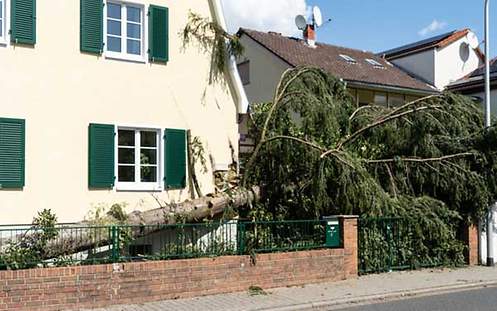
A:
[105,52,146,64]
[116,183,162,192]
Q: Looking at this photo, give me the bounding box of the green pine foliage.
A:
[181,11,244,84]
[243,67,497,266]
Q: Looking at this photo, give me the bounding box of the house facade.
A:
[236,28,438,155]
[0,0,246,224]
[380,29,484,90]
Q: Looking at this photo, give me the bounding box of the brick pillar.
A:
[462,223,479,266]
[339,215,359,278]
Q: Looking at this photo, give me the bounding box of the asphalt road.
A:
[336,287,497,311]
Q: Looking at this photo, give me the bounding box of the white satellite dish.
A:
[313,6,323,27]
[295,15,307,30]
[466,31,480,49]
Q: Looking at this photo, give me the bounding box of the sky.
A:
[221,0,496,58]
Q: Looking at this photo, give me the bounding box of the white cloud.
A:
[418,20,448,37]
[221,0,310,36]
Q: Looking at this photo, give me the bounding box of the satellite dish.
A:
[313,6,323,27]
[295,15,307,30]
[466,31,480,49]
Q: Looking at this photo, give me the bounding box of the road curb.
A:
[259,281,497,311]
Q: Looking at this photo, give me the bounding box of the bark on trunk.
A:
[40,186,260,258]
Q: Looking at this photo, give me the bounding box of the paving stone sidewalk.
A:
[88,266,497,311]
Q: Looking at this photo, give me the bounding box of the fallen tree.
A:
[0,186,260,265]
[240,66,497,267]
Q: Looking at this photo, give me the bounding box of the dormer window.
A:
[366,58,385,68]
[339,54,357,64]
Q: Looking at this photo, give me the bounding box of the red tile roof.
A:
[239,29,437,93]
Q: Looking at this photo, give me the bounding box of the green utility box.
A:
[324,217,340,247]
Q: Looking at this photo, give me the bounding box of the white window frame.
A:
[104,1,146,63]
[0,0,8,45]
[339,54,357,64]
[115,126,163,191]
[365,58,385,68]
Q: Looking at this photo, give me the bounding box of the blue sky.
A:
[222,0,496,57]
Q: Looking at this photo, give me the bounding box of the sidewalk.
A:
[88,266,497,311]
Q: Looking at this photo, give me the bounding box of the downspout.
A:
[210,0,250,114]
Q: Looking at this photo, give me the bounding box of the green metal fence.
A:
[358,218,450,274]
[0,220,341,270]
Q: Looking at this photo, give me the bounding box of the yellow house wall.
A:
[0,0,239,224]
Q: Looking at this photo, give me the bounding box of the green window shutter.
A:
[80,0,103,54]
[0,118,25,189]
[88,123,115,188]
[11,0,36,45]
[148,5,169,63]
[164,129,186,189]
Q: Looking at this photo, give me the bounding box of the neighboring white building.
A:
[380,29,484,90]
[0,0,247,224]
[447,58,497,115]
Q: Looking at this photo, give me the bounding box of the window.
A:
[365,58,384,68]
[339,54,357,64]
[388,94,404,107]
[82,1,169,62]
[105,2,144,61]
[89,124,186,191]
[117,128,160,190]
[238,61,250,85]
[358,89,374,105]
[374,92,387,105]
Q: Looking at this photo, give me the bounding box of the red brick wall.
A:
[340,216,358,277]
[0,217,358,311]
[463,223,479,266]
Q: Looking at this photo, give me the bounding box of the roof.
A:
[448,57,497,90]
[467,58,497,78]
[238,28,437,94]
[380,29,474,59]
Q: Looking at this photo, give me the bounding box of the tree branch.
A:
[379,94,442,121]
[263,135,326,152]
[364,152,475,164]
[384,163,398,198]
[321,105,442,158]
[242,68,314,186]
[349,105,384,121]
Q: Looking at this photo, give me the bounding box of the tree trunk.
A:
[42,186,260,258]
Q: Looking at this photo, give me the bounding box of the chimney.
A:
[303,25,316,48]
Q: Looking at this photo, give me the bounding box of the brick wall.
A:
[462,223,479,266]
[0,217,358,311]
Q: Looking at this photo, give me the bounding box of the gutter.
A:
[210,0,250,114]
[346,80,439,96]
[447,71,497,93]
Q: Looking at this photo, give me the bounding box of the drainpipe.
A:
[484,0,495,267]
[210,0,250,114]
